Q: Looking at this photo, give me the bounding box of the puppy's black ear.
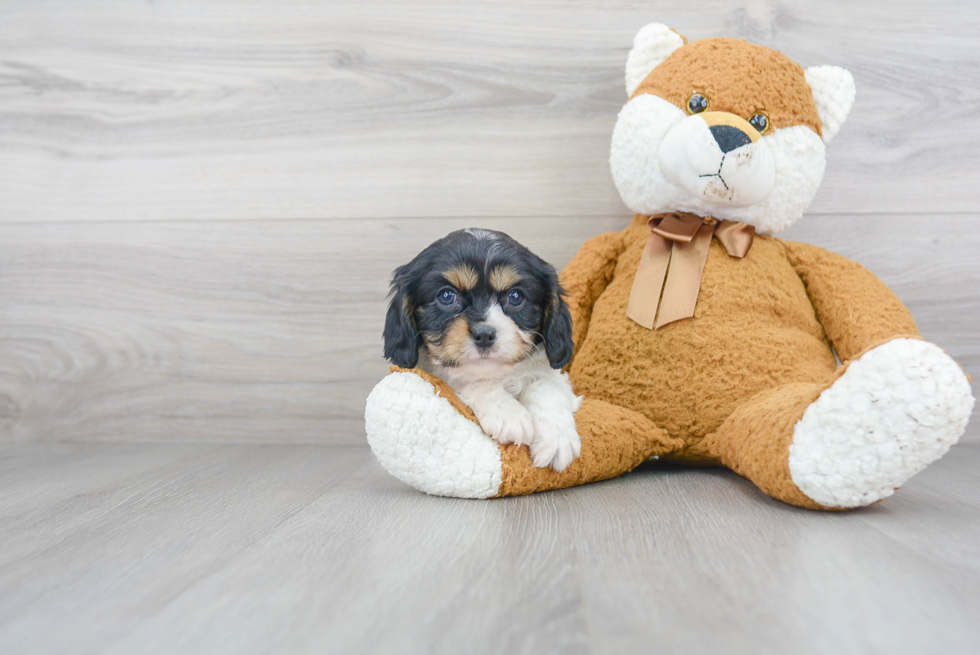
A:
[543,284,574,370]
[383,267,420,368]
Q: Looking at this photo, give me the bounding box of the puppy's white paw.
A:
[475,397,535,448]
[528,406,581,472]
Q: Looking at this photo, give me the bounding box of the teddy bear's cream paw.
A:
[528,406,581,472]
[365,372,503,498]
[788,338,974,508]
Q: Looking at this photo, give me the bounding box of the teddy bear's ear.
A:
[625,23,687,96]
[805,66,856,144]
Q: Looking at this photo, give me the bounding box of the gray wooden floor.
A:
[2,441,978,655]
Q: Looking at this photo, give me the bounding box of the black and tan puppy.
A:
[384,228,582,471]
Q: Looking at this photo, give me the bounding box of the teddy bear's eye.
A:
[687,93,709,114]
[749,112,769,134]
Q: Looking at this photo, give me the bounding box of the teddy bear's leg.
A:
[365,367,683,499]
[700,338,974,510]
[496,391,684,497]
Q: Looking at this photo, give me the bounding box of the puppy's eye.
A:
[437,289,457,306]
[687,93,709,114]
[748,112,769,134]
[506,290,524,306]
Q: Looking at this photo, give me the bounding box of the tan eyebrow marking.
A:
[443,264,479,291]
[489,265,521,292]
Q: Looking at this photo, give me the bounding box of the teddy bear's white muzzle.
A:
[659,114,776,207]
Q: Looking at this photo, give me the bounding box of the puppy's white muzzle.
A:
[659,112,775,207]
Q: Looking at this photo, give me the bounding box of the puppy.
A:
[383,228,582,471]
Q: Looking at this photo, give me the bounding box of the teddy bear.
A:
[364,24,975,510]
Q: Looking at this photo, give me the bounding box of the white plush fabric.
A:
[625,23,685,96]
[788,339,975,508]
[610,95,827,234]
[659,114,776,208]
[805,66,856,144]
[365,372,503,498]
[610,94,684,212]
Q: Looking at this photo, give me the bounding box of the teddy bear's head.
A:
[610,24,856,234]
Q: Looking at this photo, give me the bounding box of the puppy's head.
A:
[384,228,573,371]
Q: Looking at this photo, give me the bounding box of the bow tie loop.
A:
[649,213,754,257]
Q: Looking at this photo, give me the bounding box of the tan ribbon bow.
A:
[626,213,755,329]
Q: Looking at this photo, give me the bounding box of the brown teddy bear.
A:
[365,24,974,510]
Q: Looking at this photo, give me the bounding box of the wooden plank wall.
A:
[1,0,978,444]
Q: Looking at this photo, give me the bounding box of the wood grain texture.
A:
[0,441,978,654]
[1,0,979,222]
[0,2,978,445]
[0,215,624,443]
[1,214,977,444]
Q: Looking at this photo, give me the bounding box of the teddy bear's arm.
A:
[559,231,629,356]
[782,240,919,363]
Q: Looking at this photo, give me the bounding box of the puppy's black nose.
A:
[470,325,496,349]
[710,124,752,153]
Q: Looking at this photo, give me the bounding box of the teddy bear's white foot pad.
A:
[365,372,503,498]
[788,338,974,508]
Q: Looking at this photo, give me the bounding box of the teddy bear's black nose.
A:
[710,124,753,153]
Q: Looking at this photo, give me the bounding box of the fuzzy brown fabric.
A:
[633,37,823,136]
[553,215,920,508]
[496,398,684,497]
[562,230,630,359]
[697,380,839,510]
[390,365,683,497]
[783,242,921,362]
[566,216,842,455]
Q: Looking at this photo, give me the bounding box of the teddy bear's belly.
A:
[569,236,837,451]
